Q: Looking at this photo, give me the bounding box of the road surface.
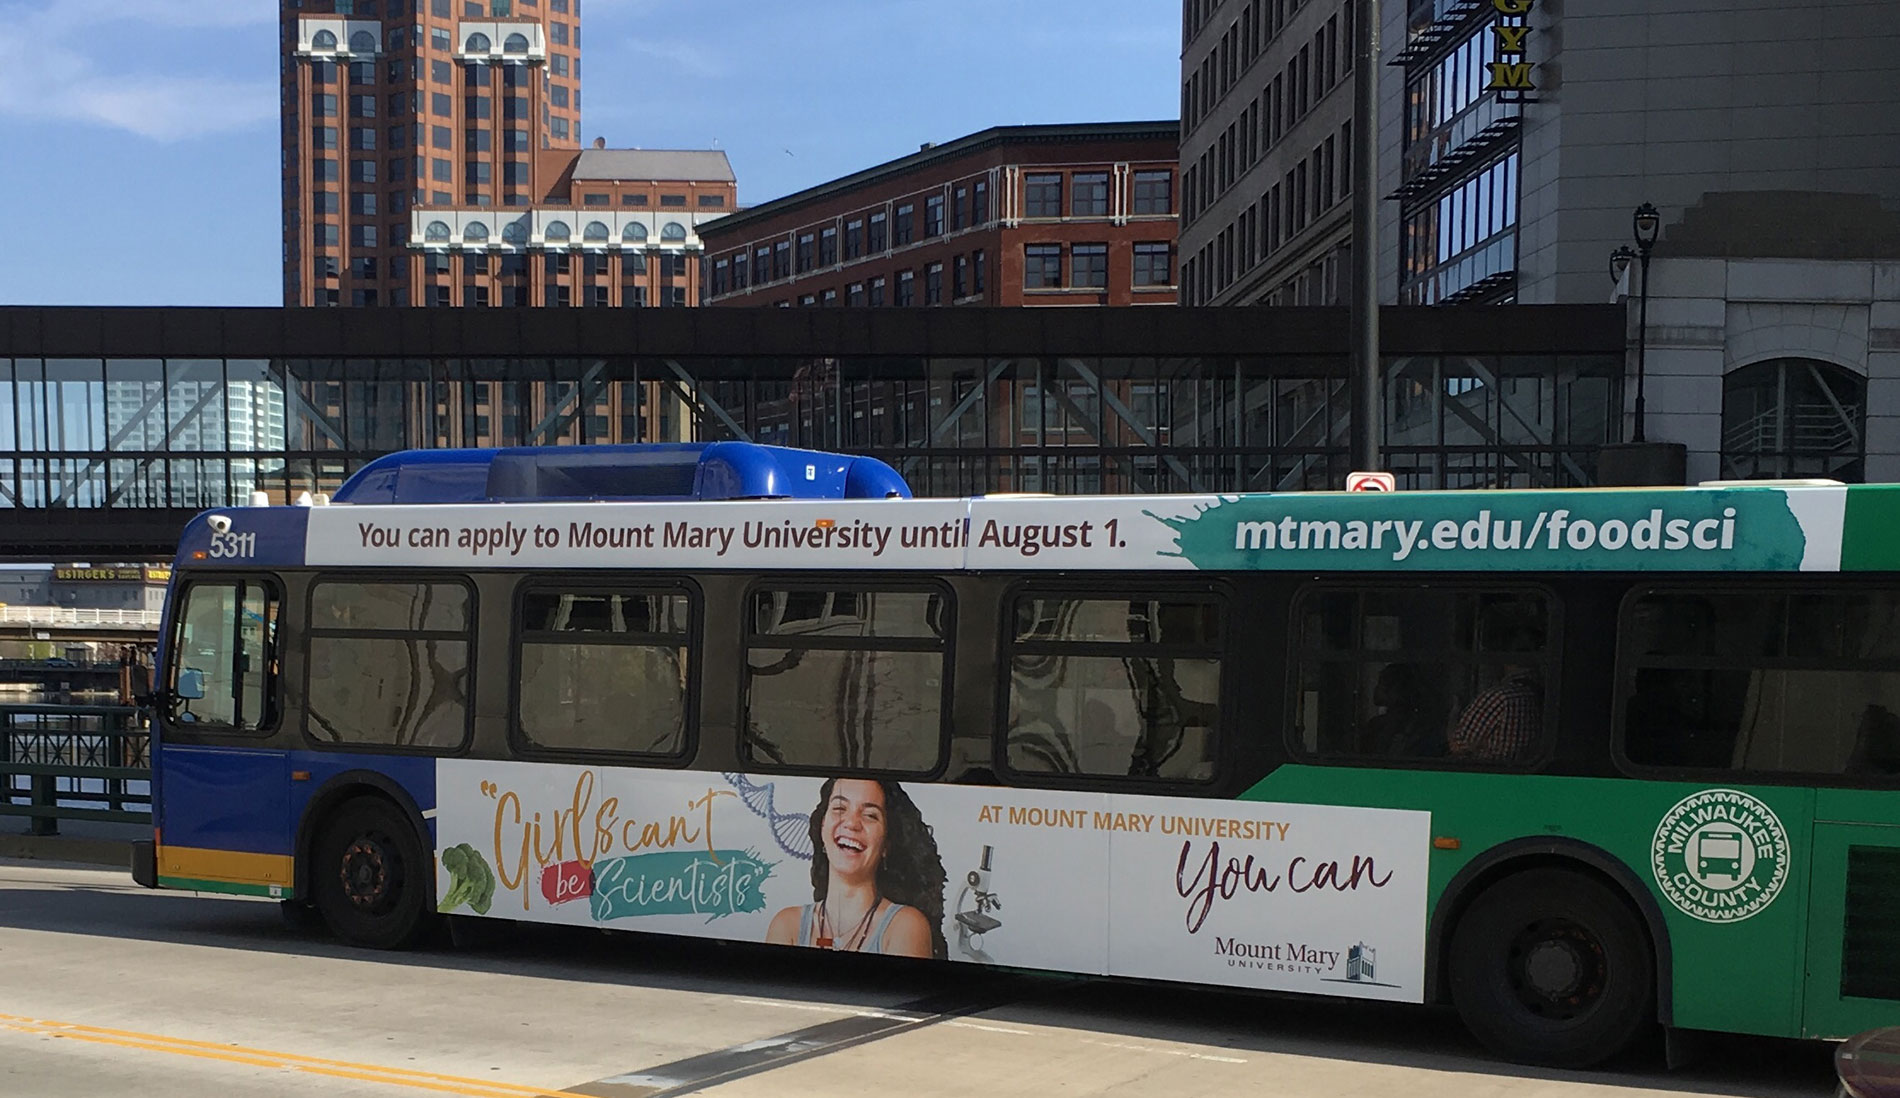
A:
[0,859,1836,1098]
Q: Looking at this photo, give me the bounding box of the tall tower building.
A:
[281,0,730,308]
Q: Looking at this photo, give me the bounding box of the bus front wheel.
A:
[1448,867,1654,1068]
[313,797,431,950]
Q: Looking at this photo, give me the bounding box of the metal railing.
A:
[0,607,164,628]
[0,705,150,836]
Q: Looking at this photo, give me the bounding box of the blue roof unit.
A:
[332,443,912,505]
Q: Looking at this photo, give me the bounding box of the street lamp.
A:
[1609,204,1661,443]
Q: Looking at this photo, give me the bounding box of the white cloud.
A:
[0,0,276,141]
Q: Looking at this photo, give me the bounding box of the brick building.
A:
[280,0,732,309]
[699,123,1180,308]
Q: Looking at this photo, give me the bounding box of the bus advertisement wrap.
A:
[434,759,1432,1002]
[300,485,1849,573]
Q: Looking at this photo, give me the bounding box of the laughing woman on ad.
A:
[767,778,947,959]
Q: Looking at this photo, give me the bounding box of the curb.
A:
[0,834,133,869]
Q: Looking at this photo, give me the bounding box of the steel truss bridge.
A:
[0,305,1626,558]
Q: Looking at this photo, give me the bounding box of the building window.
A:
[349,191,377,216]
[772,240,791,280]
[464,221,490,242]
[622,193,648,206]
[742,585,950,774]
[1005,592,1221,780]
[1133,242,1174,287]
[1025,173,1062,217]
[544,220,571,242]
[312,125,338,149]
[431,125,451,149]
[466,31,492,52]
[821,288,838,306]
[1720,359,1868,481]
[314,191,341,214]
[973,180,989,223]
[924,262,943,305]
[1132,170,1173,214]
[796,232,815,273]
[350,126,376,150]
[661,222,687,242]
[699,194,725,207]
[1071,243,1108,288]
[973,248,985,293]
[925,194,944,237]
[350,94,376,118]
[467,128,491,152]
[753,247,770,284]
[953,186,968,231]
[819,226,838,266]
[351,159,377,182]
[847,282,865,306]
[1024,243,1062,288]
[1071,172,1109,216]
[465,161,490,184]
[845,219,864,259]
[868,211,887,252]
[896,269,915,306]
[894,203,914,245]
[312,93,338,118]
[660,194,686,207]
[952,254,968,298]
[869,276,886,306]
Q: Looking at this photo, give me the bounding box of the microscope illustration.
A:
[953,845,1003,962]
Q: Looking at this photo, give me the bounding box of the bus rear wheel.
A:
[313,797,431,950]
[1448,867,1654,1068]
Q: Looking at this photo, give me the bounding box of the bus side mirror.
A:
[176,668,205,700]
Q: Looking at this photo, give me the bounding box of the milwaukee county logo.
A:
[1651,789,1789,924]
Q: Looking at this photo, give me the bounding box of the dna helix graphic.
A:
[722,773,815,861]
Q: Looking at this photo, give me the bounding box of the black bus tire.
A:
[1448,867,1655,1068]
[312,796,432,950]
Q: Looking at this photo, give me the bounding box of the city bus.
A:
[133,442,1900,1068]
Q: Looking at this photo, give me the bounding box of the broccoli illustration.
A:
[437,843,495,915]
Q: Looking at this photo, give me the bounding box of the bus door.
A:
[1804,789,1900,1039]
[155,578,293,896]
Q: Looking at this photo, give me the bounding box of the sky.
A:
[0,0,1181,306]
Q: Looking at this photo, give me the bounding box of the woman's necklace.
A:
[814,896,881,951]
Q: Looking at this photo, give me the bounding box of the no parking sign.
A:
[1346,471,1397,493]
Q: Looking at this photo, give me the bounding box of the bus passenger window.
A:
[171,580,279,731]
[1291,587,1552,766]
[743,585,949,774]
[306,580,472,750]
[1620,589,1900,778]
[517,587,692,756]
[1005,594,1222,781]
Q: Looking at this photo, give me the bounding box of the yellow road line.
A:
[0,1012,567,1098]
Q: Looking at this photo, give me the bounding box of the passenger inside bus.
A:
[1362,662,1448,759]
[1447,613,1546,764]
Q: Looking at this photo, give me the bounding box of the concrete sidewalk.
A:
[0,818,146,869]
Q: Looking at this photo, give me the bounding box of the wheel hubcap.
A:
[1507,917,1606,1020]
[339,833,397,912]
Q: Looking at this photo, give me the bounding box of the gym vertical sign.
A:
[1484,0,1538,103]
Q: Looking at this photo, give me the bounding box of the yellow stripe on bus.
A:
[157,845,295,886]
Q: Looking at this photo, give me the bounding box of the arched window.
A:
[1721,358,1867,481]
[463,221,490,242]
[660,222,687,242]
[544,220,571,242]
[502,221,528,245]
[583,221,610,242]
[465,32,492,53]
[623,222,648,243]
[310,29,338,50]
[503,32,530,53]
[424,220,451,243]
[349,30,377,53]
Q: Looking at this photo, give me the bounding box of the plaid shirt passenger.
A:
[1448,673,1541,762]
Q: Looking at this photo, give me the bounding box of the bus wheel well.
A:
[1428,843,1672,1026]
[292,774,432,904]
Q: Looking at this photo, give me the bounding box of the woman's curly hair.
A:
[807,778,948,959]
